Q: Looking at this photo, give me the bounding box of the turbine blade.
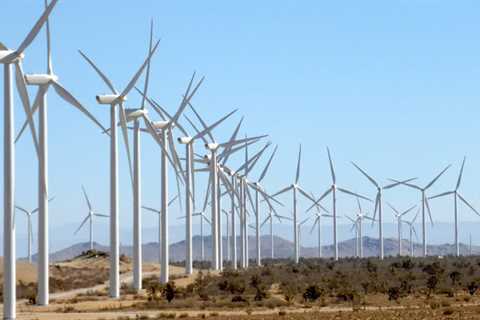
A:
[220,117,244,165]
[388,178,421,190]
[171,76,205,127]
[168,195,179,207]
[425,164,451,190]
[428,190,454,200]
[192,109,237,142]
[14,205,30,216]
[351,162,379,188]
[270,185,293,198]
[94,213,109,218]
[52,81,107,132]
[78,50,117,94]
[74,215,90,235]
[456,156,466,191]
[142,206,160,214]
[383,177,418,189]
[458,193,480,217]
[371,193,380,223]
[141,19,154,110]
[14,61,39,156]
[81,185,92,211]
[118,102,134,188]
[387,202,400,215]
[336,187,371,202]
[306,187,332,213]
[326,147,336,184]
[258,145,278,183]
[309,218,319,234]
[400,205,417,217]
[295,144,302,184]
[16,0,59,55]
[45,0,52,75]
[425,197,434,226]
[188,101,214,142]
[119,39,161,99]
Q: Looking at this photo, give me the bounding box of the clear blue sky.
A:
[2,1,480,250]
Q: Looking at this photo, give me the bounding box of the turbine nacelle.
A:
[0,50,23,63]
[206,143,219,151]
[151,120,169,130]
[24,73,58,85]
[96,94,125,105]
[125,108,147,122]
[178,136,192,144]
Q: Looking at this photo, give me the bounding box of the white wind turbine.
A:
[15,197,54,263]
[79,39,160,297]
[390,164,451,257]
[75,186,109,250]
[245,144,281,267]
[387,203,416,256]
[402,209,419,257]
[260,210,291,259]
[143,196,178,265]
[429,157,479,256]
[271,145,321,263]
[17,2,108,305]
[352,197,375,258]
[308,212,333,258]
[308,148,370,261]
[0,1,59,316]
[138,74,205,282]
[177,108,238,274]
[351,162,416,260]
[345,215,360,257]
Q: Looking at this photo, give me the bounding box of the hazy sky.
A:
[2,1,480,249]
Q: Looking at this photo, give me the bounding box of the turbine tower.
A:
[0,1,59,317]
[390,164,450,257]
[75,186,108,250]
[429,157,479,256]
[387,203,416,256]
[79,40,160,297]
[351,162,416,259]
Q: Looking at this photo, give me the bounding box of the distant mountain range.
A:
[27,235,480,263]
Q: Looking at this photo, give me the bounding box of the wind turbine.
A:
[15,197,54,263]
[245,145,280,267]
[390,164,451,257]
[402,209,419,257]
[429,157,479,256]
[177,108,238,274]
[351,197,375,258]
[308,212,333,258]
[79,38,160,298]
[309,148,370,261]
[138,74,204,282]
[142,196,178,265]
[75,186,108,250]
[345,215,360,257]
[260,210,291,259]
[271,145,322,263]
[387,203,416,256]
[17,2,107,305]
[0,1,59,316]
[351,162,416,260]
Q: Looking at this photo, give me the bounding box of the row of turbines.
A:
[2,2,479,320]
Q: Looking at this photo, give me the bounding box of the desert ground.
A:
[2,252,480,319]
